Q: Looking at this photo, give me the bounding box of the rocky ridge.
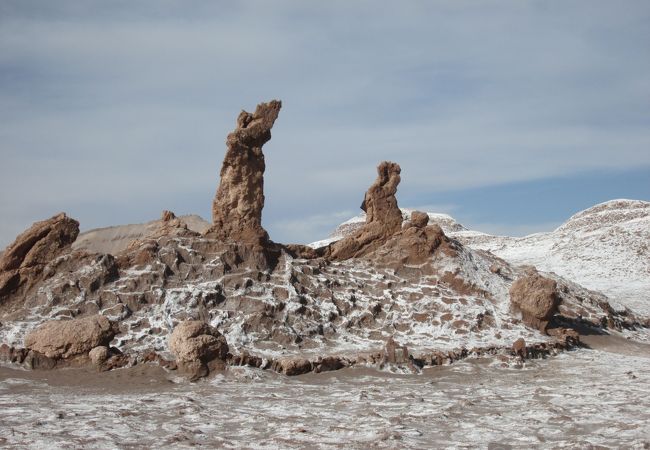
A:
[0,100,645,380]
[314,199,650,317]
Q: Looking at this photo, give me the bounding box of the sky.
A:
[1,1,649,247]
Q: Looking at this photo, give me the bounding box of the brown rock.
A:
[24,315,117,360]
[161,210,176,222]
[209,100,282,246]
[409,211,429,228]
[509,273,560,332]
[89,346,110,365]
[0,271,20,298]
[378,223,451,266]
[330,161,403,259]
[169,320,229,380]
[272,356,312,376]
[0,213,79,272]
[0,213,79,302]
[512,338,527,358]
[547,327,580,346]
[383,336,410,365]
[0,344,28,364]
[313,355,348,373]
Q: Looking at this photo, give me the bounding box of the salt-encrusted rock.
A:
[383,336,410,365]
[330,161,403,259]
[209,100,282,246]
[0,213,79,301]
[24,315,117,360]
[169,320,229,380]
[510,273,560,332]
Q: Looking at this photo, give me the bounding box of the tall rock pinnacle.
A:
[210,100,282,245]
[361,161,403,236]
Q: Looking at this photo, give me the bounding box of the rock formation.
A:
[209,100,282,246]
[330,161,403,259]
[0,100,643,381]
[509,272,560,332]
[328,162,454,266]
[0,213,79,301]
[169,320,229,380]
[24,315,117,361]
[373,215,453,267]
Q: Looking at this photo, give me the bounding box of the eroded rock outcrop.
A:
[0,213,79,301]
[330,161,403,259]
[328,163,454,265]
[510,272,560,332]
[374,217,455,267]
[209,100,282,247]
[169,320,229,380]
[24,315,117,362]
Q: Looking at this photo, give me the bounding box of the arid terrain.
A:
[1,100,648,448]
[1,336,649,448]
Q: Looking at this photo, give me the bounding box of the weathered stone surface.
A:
[209,100,282,246]
[512,338,527,358]
[330,161,403,259]
[0,344,28,364]
[383,336,410,365]
[0,213,79,302]
[374,223,453,266]
[510,273,560,332]
[409,211,429,228]
[272,356,312,376]
[169,320,229,380]
[161,210,176,222]
[0,213,79,272]
[24,315,117,360]
[89,346,110,365]
[313,355,348,373]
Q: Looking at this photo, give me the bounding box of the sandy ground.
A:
[0,334,649,449]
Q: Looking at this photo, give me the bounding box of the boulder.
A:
[0,213,79,272]
[24,315,117,361]
[169,320,229,380]
[209,100,282,246]
[272,356,312,376]
[509,273,560,332]
[512,338,527,358]
[89,346,110,365]
[409,211,429,228]
[0,213,79,301]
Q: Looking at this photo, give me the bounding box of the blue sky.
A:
[1,1,649,246]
